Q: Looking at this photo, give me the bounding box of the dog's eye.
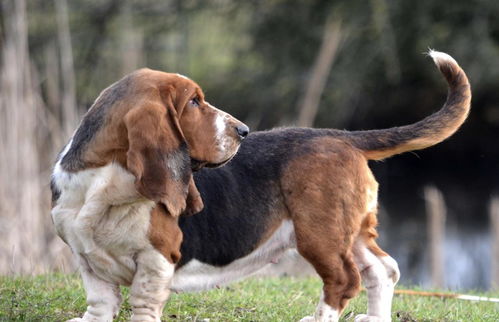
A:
[189,97,200,107]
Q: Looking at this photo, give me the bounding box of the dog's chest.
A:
[51,162,154,284]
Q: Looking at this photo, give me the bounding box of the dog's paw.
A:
[66,314,114,322]
[354,314,389,322]
[299,316,315,322]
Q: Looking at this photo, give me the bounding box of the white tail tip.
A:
[427,49,458,67]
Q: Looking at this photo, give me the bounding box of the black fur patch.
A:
[178,128,327,267]
[50,176,61,206]
[60,75,132,172]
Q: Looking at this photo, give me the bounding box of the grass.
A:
[0,274,498,321]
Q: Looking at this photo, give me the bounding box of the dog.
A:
[52,50,470,322]
[169,51,470,322]
[50,69,248,321]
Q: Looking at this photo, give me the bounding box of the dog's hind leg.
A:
[296,244,361,322]
[291,203,361,322]
[286,189,362,321]
[282,145,375,321]
[353,213,400,322]
[129,249,175,322]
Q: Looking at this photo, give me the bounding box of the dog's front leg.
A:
[129,249,175,322]
[68,255,122,322]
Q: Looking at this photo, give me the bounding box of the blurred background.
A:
[1,0,498,291]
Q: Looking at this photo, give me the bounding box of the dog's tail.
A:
[346,50,471,160]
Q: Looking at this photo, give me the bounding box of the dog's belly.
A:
[171,220,296,292]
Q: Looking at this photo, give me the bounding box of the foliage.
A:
[13,0,499,129]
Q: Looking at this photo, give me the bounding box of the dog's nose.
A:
[235,124,249,139]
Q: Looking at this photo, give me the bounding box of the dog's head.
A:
[123,70,248,217]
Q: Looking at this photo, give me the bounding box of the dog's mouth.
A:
[191,154,236,171]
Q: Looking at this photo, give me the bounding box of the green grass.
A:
[0,274,498,321]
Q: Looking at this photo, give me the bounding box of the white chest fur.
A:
[51,158,154,285]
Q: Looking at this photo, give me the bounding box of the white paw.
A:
[67,315,113,322]
[299,316,315,322]
[354,314,389,322]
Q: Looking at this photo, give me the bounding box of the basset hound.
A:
[52,51,470,322]
[50,69,248,321]
[171,51,470,321]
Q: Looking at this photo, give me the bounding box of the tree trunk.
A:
[55,0,78,137]
[424,185,446,288]
[297,18,342,127]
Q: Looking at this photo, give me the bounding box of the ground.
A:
[0,274,498,321]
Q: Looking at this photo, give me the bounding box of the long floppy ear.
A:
[124,98,195,217]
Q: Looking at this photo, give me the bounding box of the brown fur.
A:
[148,205,183,264]
[359,212,388,257]
[281,137,369,311]
[183,177,204,217]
